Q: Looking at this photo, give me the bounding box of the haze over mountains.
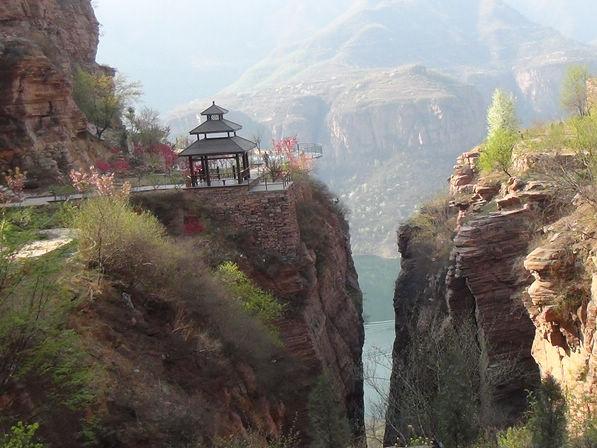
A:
[166,0,597,255]
[95,0,597,112]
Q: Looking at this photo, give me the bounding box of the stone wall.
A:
[182,184,301,260]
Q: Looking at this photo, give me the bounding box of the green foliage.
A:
[217,262,285,330]
[0,245,95,409]
[407,435,434,446]
[561,65,590,117]
[307,374,352,448]
[569,416,597,448]
[73,68,141,139]
[0,205,74,251]
[497,426,532,448]
[0,422,44,448]
[478,128,519,176]
[487,89,519,138]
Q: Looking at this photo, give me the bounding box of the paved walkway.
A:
[10,180,291,208]
[12,184,183,207]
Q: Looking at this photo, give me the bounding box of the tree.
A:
[73,68,141,139]
[526,377,567,448]
[479,128,518,176]
[125,107,170,148]
[487,89,519,138]
[307,374,352,448]
[561,65,590,117]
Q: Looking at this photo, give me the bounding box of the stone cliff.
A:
[384,140,596,444]
[0,0,106,183]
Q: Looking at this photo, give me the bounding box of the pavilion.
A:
[179,102,256,187]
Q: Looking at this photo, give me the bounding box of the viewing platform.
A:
[178,102,321,194]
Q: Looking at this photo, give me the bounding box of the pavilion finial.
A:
[213,100,215,105]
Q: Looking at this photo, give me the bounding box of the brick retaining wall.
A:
[182,184,301,259]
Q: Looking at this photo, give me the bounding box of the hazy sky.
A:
[94,0,597,113]
[94,0,353,111]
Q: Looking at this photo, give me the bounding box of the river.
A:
[353,255,399,418]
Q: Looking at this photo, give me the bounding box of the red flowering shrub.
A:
[183,216,204,235]
[95,160,111,173]
[111,159,131,173]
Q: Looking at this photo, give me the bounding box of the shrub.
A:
[408,194,456,265]
[0,422,44,448]
[216,262,285,331]
[73,195,166,278]
[73,68,141,139]
[478,128,519,176]
[213,430,300,448]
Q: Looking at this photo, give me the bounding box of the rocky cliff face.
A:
[385,144,596,444]
[132,179,365,446]
[0,0,104,183]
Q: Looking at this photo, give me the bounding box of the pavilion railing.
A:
[248,171,293,192]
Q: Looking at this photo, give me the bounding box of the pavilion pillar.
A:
[243,153,250,179]
[235,154,242,184]
[205,156,211,186]
[199,156,206,184]
[188,156,196,187]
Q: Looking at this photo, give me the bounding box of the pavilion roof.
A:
[190,118,242,135]
[201,102,229,116]
[179,136,256,157]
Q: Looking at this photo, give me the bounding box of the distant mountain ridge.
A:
[168,0,597,256]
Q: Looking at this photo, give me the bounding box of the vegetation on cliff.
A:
[0,173,364,447]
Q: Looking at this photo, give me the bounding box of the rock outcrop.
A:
[385,142,596,443]
[523,205,597,406]
[0,0,106,183]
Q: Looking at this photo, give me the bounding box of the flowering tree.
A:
[69,167,131,197]
[270,136,313,178]
[0,168,27,203]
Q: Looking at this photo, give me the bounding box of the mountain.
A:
[168,0,597,256]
